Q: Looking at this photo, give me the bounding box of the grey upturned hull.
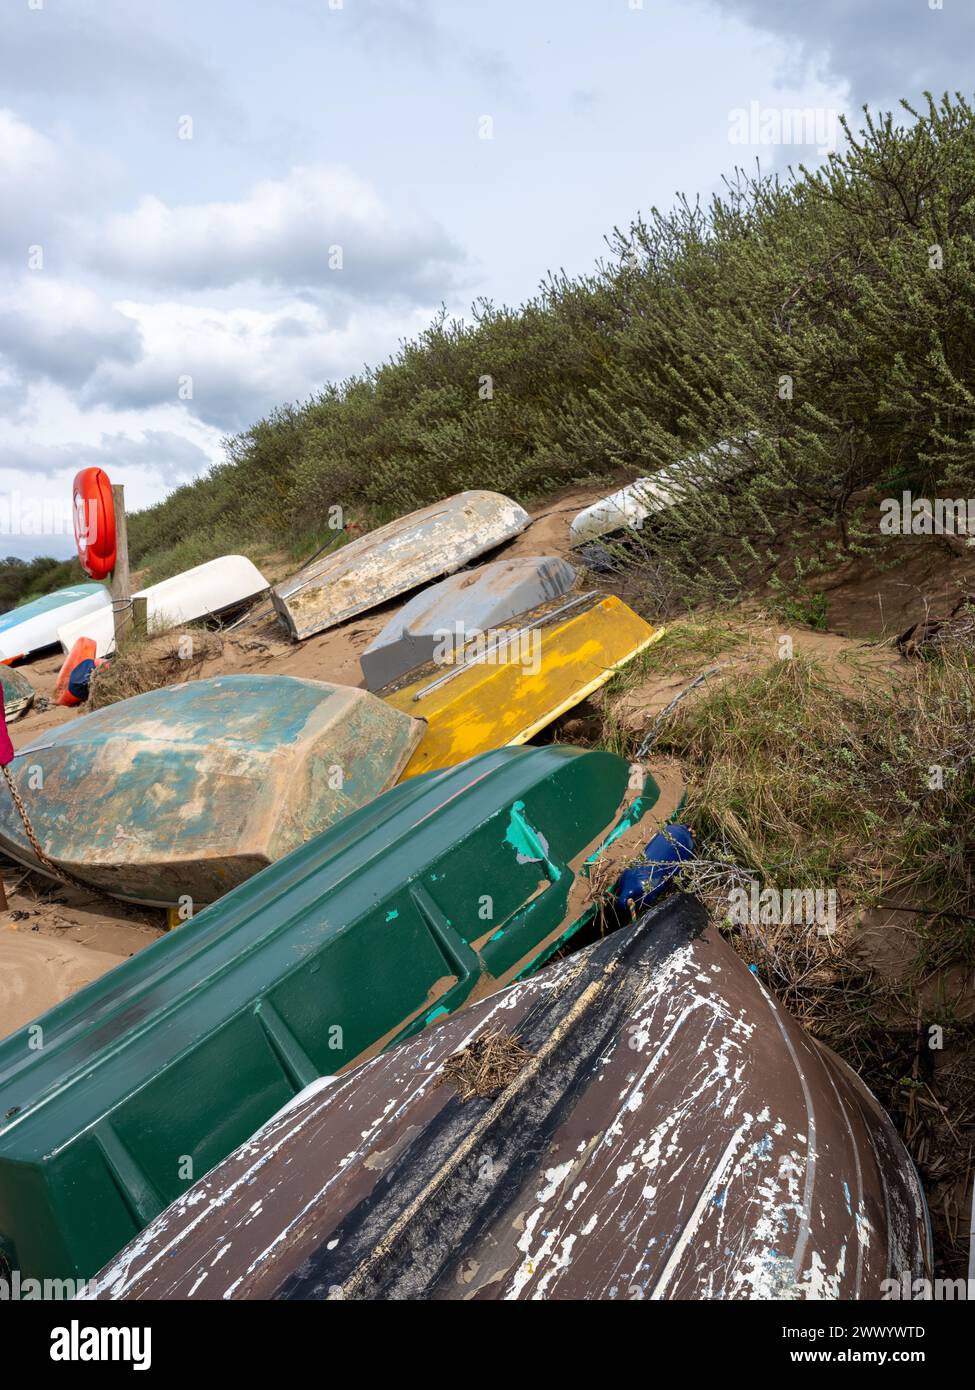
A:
[360,554,577,690]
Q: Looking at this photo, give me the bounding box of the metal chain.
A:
[1,764,118,902]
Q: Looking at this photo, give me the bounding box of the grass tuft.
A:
[597,618,975,1274]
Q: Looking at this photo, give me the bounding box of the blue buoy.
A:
[67,658,98,703]
[615,824,695,915]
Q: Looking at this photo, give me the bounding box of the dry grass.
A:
[654,650,975,908]
[436,1027,534,1101]
[88,629,223,709]
[596,620,975,1275]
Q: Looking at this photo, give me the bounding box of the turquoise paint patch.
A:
[42,675,336,753]
[504,800,561,880]
[503,800,535,859]
[385,909,399,922]
[585,791,650,865]
[425,1006,449,1025]
[514,774,679,983]
[583,780,687,867]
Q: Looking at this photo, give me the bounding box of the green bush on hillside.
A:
[0,555,84,615]
[554,95,975,599]
[106,94,975,592]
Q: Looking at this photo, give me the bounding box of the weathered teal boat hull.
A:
[0,674,422,906]
[0,745,681,1281]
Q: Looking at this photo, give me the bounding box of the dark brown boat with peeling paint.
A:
[89,896,931,1301]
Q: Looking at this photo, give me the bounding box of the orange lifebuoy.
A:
[55,637,103,706]
[73,467,116,580]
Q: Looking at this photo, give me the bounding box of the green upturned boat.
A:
[0,744,682,1282]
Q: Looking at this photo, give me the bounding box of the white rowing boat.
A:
[272,491,530,642]
[0,582,110,663]
[57,555,269,657]
[569,440,745,547]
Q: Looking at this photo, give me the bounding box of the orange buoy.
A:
[55,637,103,706]
[73,467,116,580]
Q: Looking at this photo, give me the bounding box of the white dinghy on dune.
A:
[57,555,269,657]
[569,440,745,548]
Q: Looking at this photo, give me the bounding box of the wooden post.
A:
[110,484,131,647]
[132,595,148,639]
[0,870,7,913]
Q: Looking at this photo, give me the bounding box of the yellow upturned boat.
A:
[383,592,664,779]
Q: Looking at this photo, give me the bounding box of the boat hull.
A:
[360,554,577,691]
[271,491,530,641]
[383,594,663,779]
[88,897,932,1301]
[0,583,110,663]
[0,674,422,905]
[57,555,269,658]
[0,745,679,1282]
[569,441,744,547]
[0,665,34,721]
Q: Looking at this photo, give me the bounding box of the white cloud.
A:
[0,381,227,554]
[0,273,451,437]
[82,294,438,429]
[0,2,223,103]
[0,108,120,270]
[0,431,213,484]
[705,0,975,105]
[0,111,465,460]
[0,112,463,437]
[83,165,467,296]
[0,378,224,476]
[0,106,59,181]
[0,109,73,262]
[0,274,141,390]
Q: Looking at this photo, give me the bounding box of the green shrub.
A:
[119,94,975,603]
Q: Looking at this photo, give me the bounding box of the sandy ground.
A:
[0,873,163,1035]
[605,620,904,735]
[1,928,128,1035]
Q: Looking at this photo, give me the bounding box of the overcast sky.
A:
[1,0,969,557]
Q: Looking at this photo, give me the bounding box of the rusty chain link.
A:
[2,764,119,903]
